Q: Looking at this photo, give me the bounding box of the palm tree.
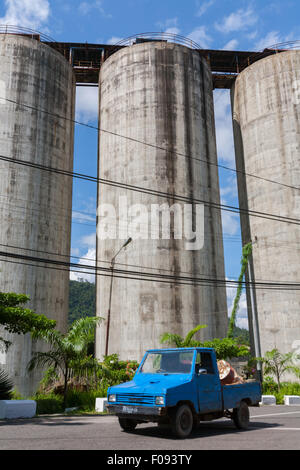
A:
[0,368,14,399]
[27,316,103,408]
[161,325,250,360]
[161,325,207,348]
[259,348,300,391]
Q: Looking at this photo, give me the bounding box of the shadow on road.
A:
[0,416,92,427]
[126,419,281,440]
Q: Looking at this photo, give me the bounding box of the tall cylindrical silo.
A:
[231,50,300,360]
[0,34,75,396]
[96,41,227,362]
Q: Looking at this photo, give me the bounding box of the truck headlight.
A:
[108,394,116,402]
[155,396,165,405]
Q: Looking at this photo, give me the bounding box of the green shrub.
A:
[65,389,106,411]
[31,353,139,414]
[34,394,64,414]
[262,376,278,394]
[32,389,109,414]
[262,380,300,404]
[10,390,24,400]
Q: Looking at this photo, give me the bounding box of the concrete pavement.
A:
[0,406,300,451]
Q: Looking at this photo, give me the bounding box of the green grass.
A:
[262,380,300,404]
[10,387,109,415]
[33,389,108,414]
[34,393,64,414]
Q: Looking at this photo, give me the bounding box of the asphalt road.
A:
[1,406,300,451]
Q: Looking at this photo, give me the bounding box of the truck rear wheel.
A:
[118,417,137,432]
[171,404,193,438]
[232,401,250,430]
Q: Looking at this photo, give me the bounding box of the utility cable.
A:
[1,249,300,290]
[0,241,240,281]
[1,153,300,227]
[1,95,300,194]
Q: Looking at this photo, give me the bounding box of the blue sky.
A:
[1,0,298,328]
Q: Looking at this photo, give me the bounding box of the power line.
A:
[5,236,295,285]
[1,153,300,227]
[1,94,300,194]
[0,241,240,281]
[0,251,236,288]
[0,191,243,245]
[1,248,300,290]
[0,197,96,228]
[0,184,97,220]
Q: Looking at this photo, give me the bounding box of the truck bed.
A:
[222,381,261,410]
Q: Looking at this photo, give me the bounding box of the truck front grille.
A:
[116,394,156,406]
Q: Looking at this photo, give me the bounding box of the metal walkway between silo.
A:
[45,41,283,88]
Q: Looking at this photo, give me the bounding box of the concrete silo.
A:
[231,50,300,359]
[0,33,75,395]
[96,41,228,362]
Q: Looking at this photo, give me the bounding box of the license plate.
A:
[122,406,138,414]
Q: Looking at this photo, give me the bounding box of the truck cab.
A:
[106,348,261,438]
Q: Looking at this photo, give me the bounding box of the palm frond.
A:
[27,351,64,373]
[0,336,12,352]
[183,325,207,347]
[31,327,63,347]
[66,316,103,352]
[160,333,184,347]
[0,368,14,399]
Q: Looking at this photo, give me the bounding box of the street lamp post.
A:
[105,237,132,356]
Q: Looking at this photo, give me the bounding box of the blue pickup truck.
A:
[106,347,261,438]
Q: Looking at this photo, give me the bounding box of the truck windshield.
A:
[140,351,194,374]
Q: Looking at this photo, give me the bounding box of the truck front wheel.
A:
[171,404,193,438]
[232,401,250,430]
[118,417,137,432]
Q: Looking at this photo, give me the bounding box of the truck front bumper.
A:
[106,404,167,420]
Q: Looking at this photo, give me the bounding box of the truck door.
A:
[195,350,222,414]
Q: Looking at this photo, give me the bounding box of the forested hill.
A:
[68,280,96,325]
[68,280,249,344]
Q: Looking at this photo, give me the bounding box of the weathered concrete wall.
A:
[232,51,300,361]
[0,35,75,396]
[96,42,227,362]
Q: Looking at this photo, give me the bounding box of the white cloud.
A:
[247,30,258,41]
[71,247,80,257]
[81,232,96,249]
[106,36,123,45]
[187,26,212,48]
[215,8,257,34]
[164,27,181,35]
[221,177,240,237]
[156,18,180,35]
[75,86,98,124]
[195,0,215,17]
[70,248,96,283]
[78,1,112,19]
[222,39,238,51]
[213,90,235,164]
[226,281,249,330]
[221,210,240,236]
[72,211,95,224]
[0,0,50,30]
[220,174,238,200]
[70,232,96,282]
[255,29,296,51]
[78,2,93,15]
[254,31,281,50]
